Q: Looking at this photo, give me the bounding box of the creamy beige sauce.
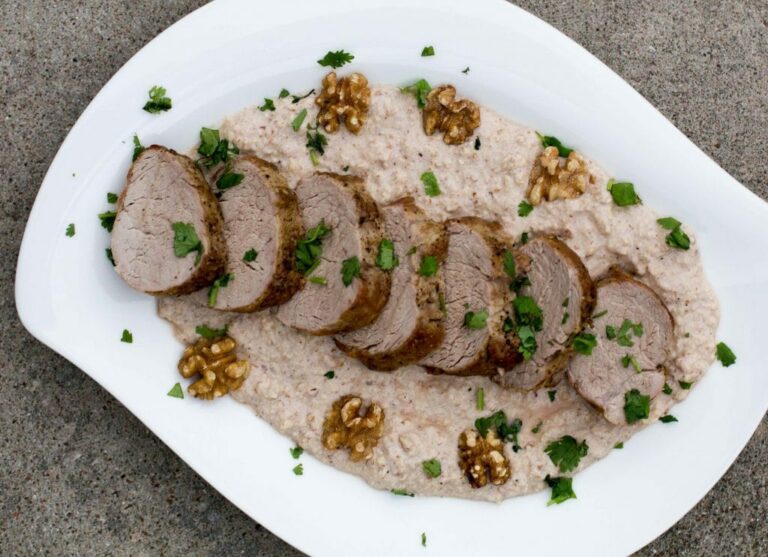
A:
[157,85,719,501]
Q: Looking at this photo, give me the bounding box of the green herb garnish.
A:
[513,295,544,360]
[532,421,543,434]
[607,179,641,207]
[663,383,673,395]
[476,387,485,411]
[621,354,642,372]
[474,136,481,150]
[290,446,303,459]
[659,415,678,423]
[292,108,308,132]
[545,475,576,505]
[195,324,228,339]
[243,249,258,262]
[295,220,331,275]
[292,463,304,476]
[259,98,275,111]
[536,132,573,157]
[462,67,470,74]
[98,211,117,232]
[548,390,557,402]
[400,79,432,109]
[614,442,624,449]
[132,134,145,161]
[545,435,588,473]
[376,239,398,271]
[716,341,736,367]
[105,248,115,266]
[475,411,523,451]
[592,309,608,320]
[291,89,315,104]
[279,88,290,98]
[391,488,414,497]
[421,459,442,478]
[463,310,488,330]
[518,200,534,217]
[309,276,327,285]
[120,329,133,343]
[657,217,691,250]
[317,50,354,68]
[606,318,643,347]
[502,249,516,279]
[341,256,361,286]
[216,172,245,190]
[421,532,427,547]
[306,129,328,165]
[678,380,692,390]
[142,85,172,113]
[167,383,184,399]
[208,273,233,307]
[171,222,202,264]
[418,255,438,277]
[520,232,529,244]
[421,171,441,197]
[623,389,650,424]
[197,127,239,167]
[324,370,335,379]
[572,333,597,356]
[421,45,435,57]
[65,223,75,237]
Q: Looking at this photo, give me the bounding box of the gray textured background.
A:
[2,1,766,555]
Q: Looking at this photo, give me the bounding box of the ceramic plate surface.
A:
[16,0,768,555]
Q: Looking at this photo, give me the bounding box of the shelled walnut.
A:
[321,395,385,461]
[422,85,480,145]
[315,72,371,134]
[458,428,511,488]
[527,146,594,205]
[177,336,250,400]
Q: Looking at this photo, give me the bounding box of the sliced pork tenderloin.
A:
[335,198,448,370]
[206,155,304,312]
[567,270,674,425]
[112,145,226,296]
[277,172,391,335]
[495,235,595,390]
[419,218,527,376]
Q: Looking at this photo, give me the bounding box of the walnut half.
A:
[422,85,480,145]
[178,336,250,400]
[321,395,385,462]
[315,72,371,134]
[458,428,511,488]
[527,146,594,205]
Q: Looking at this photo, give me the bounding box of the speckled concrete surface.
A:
[1,1,766,555]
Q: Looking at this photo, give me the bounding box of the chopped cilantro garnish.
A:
[107,192,118,204]
[660,415,678,423]
[243,248,258,262]
[171,222,202,264]
[561,312,570,325]
[421,171,441,196]
[376,238,398,271]
[418,255,438,277]
[545,475,576,505]
[678,380,692,390]
[317,50,354,68]
[545,435,588,473]
[292,463,304,476]
[259,98,275,112]
[197,127,239,167]
[291,89,315,104]
[438,292,446,313]
[518,200,534,217]
[295,220,331,275]
[532,421,543,434]
[476,387,485,411]
[195,324,228,339]
[614,442,624,449]
[391,488,414,497]
[463,310,488,330]
[98,211,117,232]
[606,318,643,347]
[716,341,736,367]
[290,446,303,459]
[167,383,184,399]
[535,132,573,157]
[142,85,172,113]
[421,532,427,547]
[520,232,529,244]
[324,370,335,379]
[624,389,650,424]
[132,134,145,161]
[400,79,432,109]
[309,276,327,285]
[120,329,133,343]
[341,256,361,286]
[65,223,75,237]
[548,389,557,402]
[279,88,290,98]
[502,249,517,278]
[607,179,641,207]
[105,248,115,266]
[662,383,673,395]
[572,333,597,355]
[421,459,442,478]
[421,45,435,57]
[474,136,481,150]
[621,353,642,372]
[592,309,608,320]
[216,172,245,190]
[306,129,328,164]
[475,411,523,451]
[208,273,233,307]
[462,67,471,74]
[657,217,691,250]
[292,108,308,132]
[513,295,544,360]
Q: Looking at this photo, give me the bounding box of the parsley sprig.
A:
[295,220,331,275]
[142,85,172,113]
[657,217,691,250]
[400,79,432,109]
[475,410,523,452]
[197,127,239,167]
[536,132,573,157]
[317,50,354,68]
[544,435,588,473]
[171,222,203,265]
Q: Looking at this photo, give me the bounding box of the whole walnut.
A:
[422,85,480,145]
[527,146,594,205]
[458,428,511,488]
[321,395,385,461]
[315,72,371,134]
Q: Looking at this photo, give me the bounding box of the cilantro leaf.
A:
[659,415,678,423]
[462,67,471,75]
[243,248,258,262]
[391,488,414,497]
[216,172,245,190]
[107,192,118,203]
[678,380,692,390]
[463,310,489,330]
[418,255,438,277]
[341,256,361,286]
[421,171,441,197]
[324,370,335,379]
[421,532,427,547]
[317,50,354,68]
[65,223,75,237]
[290,446,303,459]
[295,220,331,275]
[197,127,239,167]
[621,353,641,372]
[572,333,597,355]
[614,442,624,449]
[502,249,516,278]
[476,387,485,411]
[545,475,576,505]
[292,108,308,132]
[662,382,673,395]
[535,132,573,157]
[195,324,228,339]
[120,329,133,343]
[545,435,589,473]
[421,45,435,57]
[167,383,184,399]
[657,217,690,250]
[132,134,145,161]
[142,85,172,113]
[309,276,327,285]
[475,411,523,451]
[259,98,275,112]
[105,248,115,266]
[623,389,650,424]
[421,459,442,478]
[400,79,432,109]
[291,89,315,104]
[306,129,328,165]
[518,200,534,217]
[548,390,557,402]
[279,88,290,98]
[292,463,303,476]
[171,222,202,264]
[98,211,117,232]
[607,179,641,207]
[376,238,398,271]
[208,273,233,307]
[716,341,736,367]
[474,136,481,150]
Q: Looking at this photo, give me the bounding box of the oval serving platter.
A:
[16,0,768,555]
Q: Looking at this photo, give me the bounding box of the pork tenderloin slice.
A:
[496,235,595,390]
[334,197,447,370]
[419,217,525,376]
[208,155,304,312]
[276,172,391,335]
[112,145,226,295]
[567,270,674,425]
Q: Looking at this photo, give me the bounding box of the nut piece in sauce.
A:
[178,336,250,400]
[315,72,371,134]
[527,146,595,205]
[321,394,385,462]
[422,85,481,145]
[458,428,511,488]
